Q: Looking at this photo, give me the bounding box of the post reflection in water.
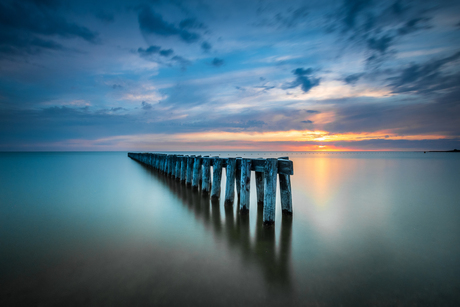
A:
[140,162,293,290]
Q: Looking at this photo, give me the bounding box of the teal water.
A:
[1,152,459,306]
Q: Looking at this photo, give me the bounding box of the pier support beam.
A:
[202,158,211,196]
[175,156,181,180]
[186,156,194,187]
[224,158,236,206]
[235,158,242,203]
[263,158,278,225]
[279,173,292,214]
[211,157,223,200]
[192,156,202,190]
[180,156,187,183]
[255,172,264,207]
[239,159,251,212]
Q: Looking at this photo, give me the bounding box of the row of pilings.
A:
[128,153,293,224]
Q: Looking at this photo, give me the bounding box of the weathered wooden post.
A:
[180,156,187,183]
[165,155,171,176]
[255,158,264,207]
[255,172,264,207]
[167,155,172,177]
[263,158,278,225]
[210,157,223,200]
[235,158,242,203]
[186,155,194,187]
[201,157,211,196]
[224,158,236,205]
[239,158,251,212]
[161,155,165,172]
[192,155,202,190]
[175,155,181,180]
[279,165,292,214]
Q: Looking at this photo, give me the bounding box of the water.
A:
[1,151,459,306]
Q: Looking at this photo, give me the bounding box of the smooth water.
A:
[1,152,459,306]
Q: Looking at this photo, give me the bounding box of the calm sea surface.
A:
[1,151,459,306]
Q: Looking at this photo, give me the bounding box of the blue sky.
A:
[1,0,459,151]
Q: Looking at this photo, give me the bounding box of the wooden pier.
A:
[127,153,294,224]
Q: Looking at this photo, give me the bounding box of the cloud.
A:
[306,110,320,114]
[344,73,364,85]
[171,55,191,68]
[138,6,201,43]
[255,6,309,28]
[112,84,123,89]
[331,0,433,65]
[138,45,161,56]
[283,67,320,93]
[340,0,372,31]
[324,87,460,137]
[159,49,173,57]
[388,51,460,93]
[95,11,114,23]
[211,58,224,67]
[367,35,393,53]
[179,18,207,30]
[110,107,125,112]
[201,41,212,52]
[0,0,98,56]
[301,120,313,124]
[397,17,432,35]
[141,101,152,110]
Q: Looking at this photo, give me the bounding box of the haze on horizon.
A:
[0,0,459,151]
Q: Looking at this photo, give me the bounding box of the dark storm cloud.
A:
[283,68,320,93]
[388,51,460,94]
[211,58,224,67]
[138,6,201,43]
[0,0,98,56]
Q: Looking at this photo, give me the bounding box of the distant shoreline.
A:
[428,149,459,152]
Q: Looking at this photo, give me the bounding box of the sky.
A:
[0,0,459,151]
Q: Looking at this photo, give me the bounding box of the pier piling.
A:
[128,152,294,225]
[211,157,223,200]
[201,157,211,196]
[225,158,236,206]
